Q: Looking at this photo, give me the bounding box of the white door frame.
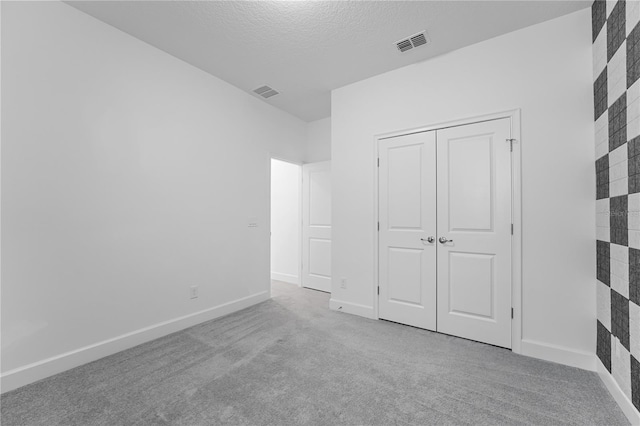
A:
[372,109,523,355]
[269,155,303,288]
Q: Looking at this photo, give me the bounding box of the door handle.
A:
[439,237,453,244]
[421,237,435,243]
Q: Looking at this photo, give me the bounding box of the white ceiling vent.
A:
[253,85,279,99]
[395,31,429,53]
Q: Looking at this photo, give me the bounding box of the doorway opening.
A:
[270,158,302,292]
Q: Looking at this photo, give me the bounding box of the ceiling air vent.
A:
[395,31,429,53]
[253,85,279,99]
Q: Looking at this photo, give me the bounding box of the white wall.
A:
[1,1,306,389]
[306,117,331,162]
[270,159,301,284]
[331,9,596,366]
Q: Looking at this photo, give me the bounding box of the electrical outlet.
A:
[190,285,198,299]
[340,278,347,289]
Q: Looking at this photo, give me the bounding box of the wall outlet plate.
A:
[190,285,198,299]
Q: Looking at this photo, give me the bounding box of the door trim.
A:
[372,109,522,355]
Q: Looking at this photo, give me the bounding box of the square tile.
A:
[613,227,629,245]
[611,288,630,350]
[608,0,626,61]
[611,195,629,246]
[598,319,612,372]
[611,242,630,262]
[610,195,628,229]
[611,177,629,197]
[598,197,611,213]
[597,154,610,200]
[599,280,612,331]
[609,93,627,152]
[598,240,611,285]
[610,159,629,182]
[611,336,632,400]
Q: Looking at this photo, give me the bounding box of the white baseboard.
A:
[329,298,375,319]
[1,291,270,394]
[520,339,597,371]
[597,359,640,425]
[270,271,299,285]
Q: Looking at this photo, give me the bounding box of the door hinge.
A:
[378,222,380,231]
[507,138,515,152]
[378,286,380,295]
[511,224,514,235]
[377,158,380,167]
[511,308,514,319]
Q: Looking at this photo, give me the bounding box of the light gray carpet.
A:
[1,281,629,425]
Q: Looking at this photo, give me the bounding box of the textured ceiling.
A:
[66,1,591,122]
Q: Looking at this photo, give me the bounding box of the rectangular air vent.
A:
[253,85,279,99]
[396,31,429,53]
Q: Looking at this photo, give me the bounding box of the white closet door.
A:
[302,161,331,292]
[378,132,437,330]
[436,119,512,348]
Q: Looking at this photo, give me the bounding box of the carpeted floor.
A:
[1,280,629,425]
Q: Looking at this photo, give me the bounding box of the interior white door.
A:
[378,131,437,330]
[436,118,512,348]
[302,161,331,292]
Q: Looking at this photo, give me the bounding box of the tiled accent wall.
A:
[593,0,640,412]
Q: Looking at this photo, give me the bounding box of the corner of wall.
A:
[0,292,269,394]
[305,117,332,163]
[597,359,640,424]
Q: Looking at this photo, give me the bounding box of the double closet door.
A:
[378,118,512,349]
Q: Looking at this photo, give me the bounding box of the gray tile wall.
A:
[593,0,640,412]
